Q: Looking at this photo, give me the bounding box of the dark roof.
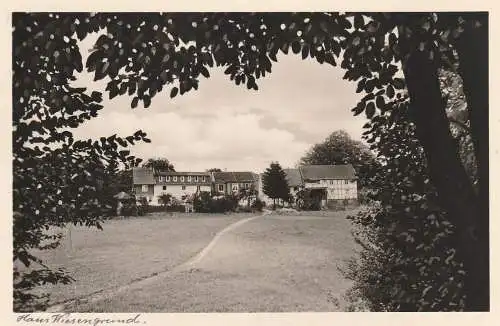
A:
[213,171,258,183]
[283,169,302,187]
[299,164,357,181]
[156,171,210,177]
[132,168,155,185]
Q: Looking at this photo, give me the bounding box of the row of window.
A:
[218,183,251,192]
[158,175,208,183]
[322,180,350,185]
[141,185,202,192]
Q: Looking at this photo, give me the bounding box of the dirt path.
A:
[70,211,358,312]
[45,213,267,312]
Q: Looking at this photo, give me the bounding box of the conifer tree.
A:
[262,162,291,207]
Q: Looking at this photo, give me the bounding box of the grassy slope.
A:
[30,213,248,305]
[75,210,358,312]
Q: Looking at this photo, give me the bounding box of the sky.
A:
[72,32,367,173]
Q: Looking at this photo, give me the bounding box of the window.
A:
[182,186,186,190]
[142,185,148,192]
[232,185,238,191]
[197,185,201,191]
[188,176,192,182]
[245,183,249,189]
[330,180,334,185]
[194,176,198,182]
[180,176,185,182]
[344,180,348,184]
[202,176,206,182]
[162,185,167,190]
[173,176,177,182]
[166,176,171,182]
[218,184,224,192]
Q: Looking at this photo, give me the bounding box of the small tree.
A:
[158,193,172,208]
[262,162,291,208]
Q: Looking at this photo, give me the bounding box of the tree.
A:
[13,13,149,311]
[158,193,172,207]
[262,162,291,207]
[142,158,175,172]
[300,130,377,187]
[14,12,488,311]
[206,168,222,172]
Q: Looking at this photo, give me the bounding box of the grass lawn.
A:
[71,209,360,312]
[28,213,251,306]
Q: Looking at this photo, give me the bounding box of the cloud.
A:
[72,43,369,172]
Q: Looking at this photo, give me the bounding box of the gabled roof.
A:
[156,171,210,176]
[213,171,258,183]
[299,164,357,181]
[283,168,302,187]
[132,167,155,185]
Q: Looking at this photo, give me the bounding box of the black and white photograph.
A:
[11,8,492,317]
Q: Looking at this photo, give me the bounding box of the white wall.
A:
[152,184,211,205]
[325,180,358,200]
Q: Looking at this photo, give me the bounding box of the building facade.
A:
[133,168,211,206]
[258,164,358,208]
[212,171,259,196]
[132,168,259,206]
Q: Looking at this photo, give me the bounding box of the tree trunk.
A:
[453,14,489,311]
[403,48,488,310]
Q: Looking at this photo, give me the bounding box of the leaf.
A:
[170,87,178,98]
[143,95,151,108]
[90,91,102,102]
[354,14,365,30]
[291,41,301,54]
[280,42,289,54]
[352,102,365,116]
[366,102,376,119]
[356,78,366,93]
[131,97,139,109]
[387,84,395,98]
[389,32,397,46]
[200,65,210,78]
[376,96,385,109]
[324,53,336,66]
[301,44,309,59]
[365,79,375,93]
[393,78,405,90]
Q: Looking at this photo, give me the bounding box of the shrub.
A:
[193,191,212,213]
[251,198,265,212]
[121,199,138,216]
[165,205,185,213]
[137,197,150,214]
[340,106,467,311]
[342,203,466,311]
[192,192,238,213]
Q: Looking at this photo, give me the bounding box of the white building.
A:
[258,164,358,208]
[132,168,211,206]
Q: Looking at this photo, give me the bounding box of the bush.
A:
[193,191,212,213]
[193,192,238,213]
[165,205,185,212]
[251,198,265,212]
[342,204,466,311]
[340,108,467,312]
[121,200,138,216]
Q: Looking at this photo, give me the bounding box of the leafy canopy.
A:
[300,130,377,187]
